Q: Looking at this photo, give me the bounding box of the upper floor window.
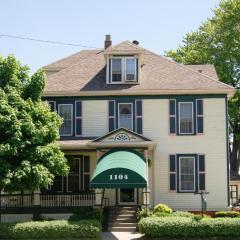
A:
[118,103,133,131]
[179,102,193,134]
[110,57,137,83]
[58,104,73,136]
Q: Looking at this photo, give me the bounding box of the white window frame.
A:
[178,102,194,135]
[110,57,138,84]
[58,104,73,137]
[125,57,137,82]
[118,103,133,131]
[179,156,195,192]
[111,57,123,83]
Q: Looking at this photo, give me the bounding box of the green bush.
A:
[153,212,171,218]
[172,211,195,218]
[153,203,173,214]
[0,220,101,239]
[215,211,240,218]
[137,207,152,221]
[139,217,240,238]
[69,207,102,222]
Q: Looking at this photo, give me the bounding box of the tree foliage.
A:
[165,0,240,174]
[0,55,69,191]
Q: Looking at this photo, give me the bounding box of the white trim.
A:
[125,57,137,82]
[118,103,133,131]
[118,188,137,205]
[109,56,138,84]
[178,102,194,135]
[179,156,195,192]
[75,100,82,137]
[110,57,123,83]
[58,104,73,137]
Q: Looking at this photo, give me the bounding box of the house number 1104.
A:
[109,174,128,180]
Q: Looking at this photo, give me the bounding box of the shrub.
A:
[153,204,173,214]
[172,211,194,218]
[137,207,152,221]
[139,217,240,238]
[69,207,102,222]
[215,211,240,218]
[153,212,171,218]
[0,220,101,239]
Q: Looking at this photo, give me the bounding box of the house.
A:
[1,35,235,223]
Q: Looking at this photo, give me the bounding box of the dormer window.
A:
[109,57,138,84]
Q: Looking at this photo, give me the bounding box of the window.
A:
[118,103,133,131]
[110,57,138,83]
[125,58,136,81]
[179,157,195,192]
[58,104,73,136]
[112,58,122,82]
[49,156,90,193]
[179,102,193,134]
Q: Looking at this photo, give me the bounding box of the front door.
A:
[118,188,137,205]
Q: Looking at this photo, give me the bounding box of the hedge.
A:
[138,216,240,238]
[215,211,240,218]
[0,220,101,239]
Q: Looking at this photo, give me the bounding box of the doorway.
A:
[118,188,137,205]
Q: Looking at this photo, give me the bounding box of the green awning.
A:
[90,149,147,188]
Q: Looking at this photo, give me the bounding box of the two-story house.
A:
[39,35,235,212]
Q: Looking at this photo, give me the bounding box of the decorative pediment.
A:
[92,128,151,143]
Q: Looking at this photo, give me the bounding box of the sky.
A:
[0,0,221,73]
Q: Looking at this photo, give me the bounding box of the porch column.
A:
[33,189,41,220]
[95,189,103,207]
[143,150,150,207]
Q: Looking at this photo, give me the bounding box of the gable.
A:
[92,128,151,143]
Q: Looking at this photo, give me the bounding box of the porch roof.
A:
[90,149,147,189]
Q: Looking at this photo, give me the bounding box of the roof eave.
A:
[43,88,236,98]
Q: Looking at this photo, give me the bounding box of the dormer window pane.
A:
[126,58,136,81]
[112,58,122,82]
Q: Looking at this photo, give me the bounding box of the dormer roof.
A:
[104,40,145,55]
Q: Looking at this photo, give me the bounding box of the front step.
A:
[106,206,138,232]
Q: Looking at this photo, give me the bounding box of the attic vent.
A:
[132,40,139,45]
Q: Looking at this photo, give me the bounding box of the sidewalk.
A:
[101,232,143,240]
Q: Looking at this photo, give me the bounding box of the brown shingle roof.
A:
[43,41,234,95]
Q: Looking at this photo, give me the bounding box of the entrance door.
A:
[118,188,137,205]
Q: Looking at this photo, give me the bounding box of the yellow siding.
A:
[82,100,108,137]
[143,98,228,210]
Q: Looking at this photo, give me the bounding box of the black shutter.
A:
[169,155,176,191]
[75,101,82,136]
[135,100,143,134]
[169,100,176,134]
[48,101,56,112]
[108,100,116,132]
[198,155,205,191]
[196,99,204,134]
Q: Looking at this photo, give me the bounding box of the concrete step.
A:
[108,226,137,232]
[108,218,137,223]
[108,222,137,227]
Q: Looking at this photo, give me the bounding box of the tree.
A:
[165,0,240,176]
[0,55,69,192]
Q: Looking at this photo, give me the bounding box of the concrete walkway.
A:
[101,232,143,240]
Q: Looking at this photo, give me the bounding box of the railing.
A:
[40,192,95,208]
[0,194,33,209]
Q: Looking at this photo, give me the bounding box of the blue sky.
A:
[0,0,221,73]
